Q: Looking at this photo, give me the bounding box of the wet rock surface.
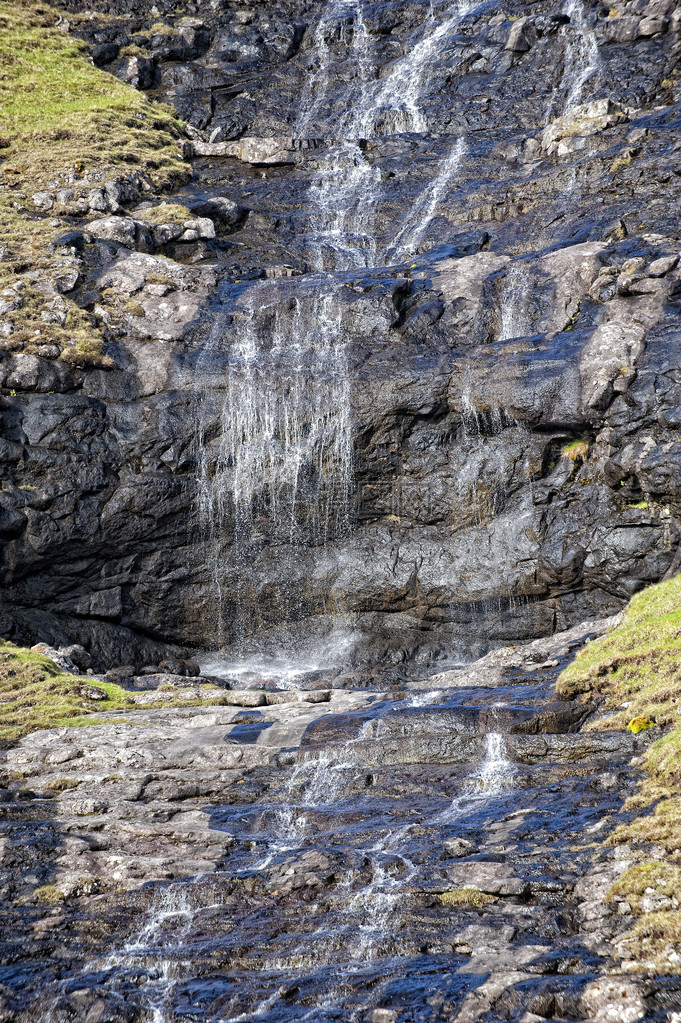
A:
[0,623,677,1020]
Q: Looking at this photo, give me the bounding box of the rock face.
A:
[2,0,681,670]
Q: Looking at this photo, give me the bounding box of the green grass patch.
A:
[0,641,135,741]
[609,861,681,913]
[44,776,80,793]
[140,202,192,226]
[33,884,65,904]
[608,862,681,972]
[562,439,589,462]
[439,888,496,908]
[0,1,187,194]
[557,572,681,967]
[0,640,228,743]
[0,0,191,368]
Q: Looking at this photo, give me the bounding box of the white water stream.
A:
[199,0,478,655]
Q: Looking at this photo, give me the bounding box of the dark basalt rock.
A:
[0,0,679,676]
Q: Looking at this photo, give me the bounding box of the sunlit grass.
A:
[558,573,681,968]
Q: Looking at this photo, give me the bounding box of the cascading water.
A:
[197,279,352,651]
[198,0,477,660]
[498,262,535,341]
[546,0,601,119]
[306,0,474,267]
[562,0,601,112]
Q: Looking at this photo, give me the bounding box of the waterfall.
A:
[200,285,351,547]
[198,279,352,649]
[198,0,476,655]
[436,730,515,821]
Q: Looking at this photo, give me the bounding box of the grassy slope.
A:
[0,640,225,744]
[0,0,189,365]
[557,573,681,971]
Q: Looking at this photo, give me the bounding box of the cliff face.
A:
[2,0,681,670]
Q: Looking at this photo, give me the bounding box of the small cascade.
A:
[386,136,467,261]
[498,262,535,341]
[101,887,196,1023]
[306,142,382,271]
[352,0,469,138]
[273,742,361,844]
[437,730,515,821]
[547,0,601,119]
[563,0,601,112]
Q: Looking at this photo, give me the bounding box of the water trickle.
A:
[353,0,469,138]
[498,262,534,341]
[437,730,515,821]
[387,136,467,261]
[548,0,601,119]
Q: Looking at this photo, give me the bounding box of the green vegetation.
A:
[140,202,193,226]
[557,573,681,969]
[609,862,681,914]
[33,884,65,904]
[439,888,496,908]
[44,776,80,793]
[562,439,589,462]
[0,2,186,193]
[0,641,133,741]
[0,0,190,367]
[0,640,226,743]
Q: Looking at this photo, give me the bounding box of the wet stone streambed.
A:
[0,620,670,1022]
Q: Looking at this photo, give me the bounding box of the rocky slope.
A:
[3,618,680,1022]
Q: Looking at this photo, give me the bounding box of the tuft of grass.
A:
[439,888,496,908]
[608,863,681,972]
[140,202,192,226]
[608,861,681,914]
[33,884,65,904]
[44,776,80,793]
[562,439,589,462]
[610,155,632,174]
